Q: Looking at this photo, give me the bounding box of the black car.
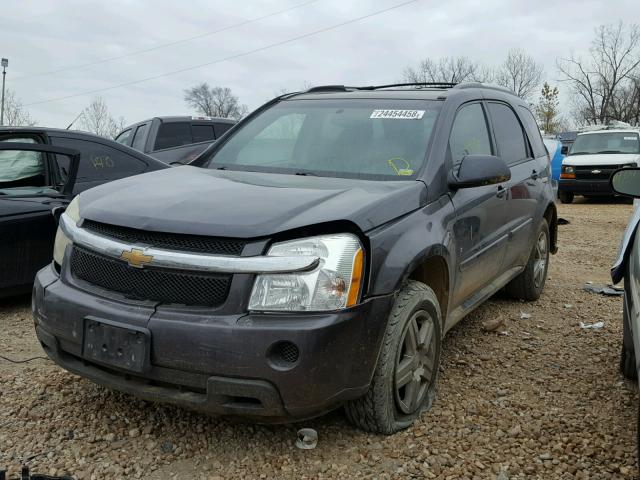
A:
[0,128,168,296]
[33,83,558,433]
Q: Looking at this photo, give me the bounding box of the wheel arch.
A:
[543,202,558,254]
[404,252,451,327]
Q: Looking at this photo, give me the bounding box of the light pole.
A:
[0,58,7,126]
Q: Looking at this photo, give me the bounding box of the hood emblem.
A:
[120,248,153,268]
[591,169,602,174]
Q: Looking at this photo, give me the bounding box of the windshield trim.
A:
[200,98,444,181]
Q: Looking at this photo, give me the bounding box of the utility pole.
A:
[0,58,7,126]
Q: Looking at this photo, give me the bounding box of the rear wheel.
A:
[559,191,574,204]
[505,220,550,301]
[344,281,442,434]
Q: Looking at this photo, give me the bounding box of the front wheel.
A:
[558,191,574,204]
[344,281,442,434]
[505,220,550,301]
[621,297,637,380]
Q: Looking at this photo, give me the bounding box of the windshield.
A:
[570,132,640,155]
[205,99,442,179]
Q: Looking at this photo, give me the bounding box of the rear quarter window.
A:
[214,123,233,138]
[518,106,547,158]
[51,136,147,182]
[154,122,192,150]
[192,124,215,143]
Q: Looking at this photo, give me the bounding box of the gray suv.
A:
[33,83,557,434]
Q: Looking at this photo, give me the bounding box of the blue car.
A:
[543,138,564,181]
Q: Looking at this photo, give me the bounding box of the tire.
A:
[558,191,574,204]
[344,281,442,434]
[637,400,640,473]
[505,220,550,301]
[621,296,637,380]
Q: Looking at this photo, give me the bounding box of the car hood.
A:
[79,166,427,238]
[563,153,640,166]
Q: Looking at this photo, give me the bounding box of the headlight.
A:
[562,165,575,173]
[249,234,364,312]
[53,195,81,266]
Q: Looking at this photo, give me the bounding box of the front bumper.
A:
[33,263,394,422]
[558,179,613,196]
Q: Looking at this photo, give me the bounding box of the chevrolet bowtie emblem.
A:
[591,169,602,174]
[120,248,153,268]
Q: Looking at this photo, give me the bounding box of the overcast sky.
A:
[1,0,636,129]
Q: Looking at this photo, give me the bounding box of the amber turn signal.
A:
[347,248,364,307]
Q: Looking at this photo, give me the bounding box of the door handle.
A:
[531,169,539,180]
[496,185,507,198]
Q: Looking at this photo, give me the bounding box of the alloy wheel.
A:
[533,231,548,289]
[394,310,437,415]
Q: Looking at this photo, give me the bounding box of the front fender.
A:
[366,196,455,296]
[612,206,640,284]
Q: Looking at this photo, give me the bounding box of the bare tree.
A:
[558,22,640,125]
[184,83,248,120]
[77,96,126,138]
[495,48,544,99]
[2,90,37,126]
[402,56,492,84]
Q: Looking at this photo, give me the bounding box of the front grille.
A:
[82,220,245,255]
[70,246,231,306]
[574,165,622,181]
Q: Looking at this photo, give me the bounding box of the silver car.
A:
[611,167,640,469]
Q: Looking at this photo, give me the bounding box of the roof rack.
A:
[303,83,457,94]
[305,85,350,93]
[453,82,516,95]
[357,82,457,90]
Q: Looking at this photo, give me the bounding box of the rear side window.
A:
[114,129,132,145]
[487,103,528,165]
[131,124,149,151]
[192,124,215,143]
[518,106,547,158]
[51,136,147,181]
[214,123,233,138]
[154,122,192,150]
[449,103,492,167]
[0,137,45,184]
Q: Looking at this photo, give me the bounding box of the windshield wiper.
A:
[294,172,317,176]
[596,150,624,154]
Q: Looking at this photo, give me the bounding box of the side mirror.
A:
[448,155,511,189]
[51,205,65,225]
[561,146,569,156]
[611,168,640,198]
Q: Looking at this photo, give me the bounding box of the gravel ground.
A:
[0,199,637,479]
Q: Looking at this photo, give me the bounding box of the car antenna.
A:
[66,111,84,130]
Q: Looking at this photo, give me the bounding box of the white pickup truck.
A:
[558,126,640,204]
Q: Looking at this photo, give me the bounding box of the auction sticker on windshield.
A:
[370,109,425,120]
